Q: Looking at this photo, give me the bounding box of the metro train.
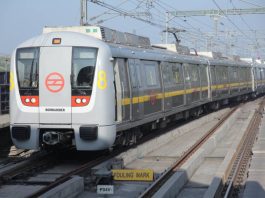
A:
[10,26,265,151]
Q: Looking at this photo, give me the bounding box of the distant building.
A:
[0,55,10,72]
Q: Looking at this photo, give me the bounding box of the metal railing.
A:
[0,72,10,115]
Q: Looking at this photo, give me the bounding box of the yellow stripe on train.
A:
[120,81,252,106]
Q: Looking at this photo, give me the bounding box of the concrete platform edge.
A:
[153,108,242,198]
[39,176,84,198]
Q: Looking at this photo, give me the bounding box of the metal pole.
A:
[213,15,219,37]
[80,0,87,26]
[165,12,169,44]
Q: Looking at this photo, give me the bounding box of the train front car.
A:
[10,31,116,151]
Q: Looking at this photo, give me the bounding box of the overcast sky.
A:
[1,0,265,58]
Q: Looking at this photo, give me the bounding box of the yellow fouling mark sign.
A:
[112,169,154,181]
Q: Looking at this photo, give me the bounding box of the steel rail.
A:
[27,149,122,198]
[223,98,265,198]
[139,105,240,198]
[0,151,49,184]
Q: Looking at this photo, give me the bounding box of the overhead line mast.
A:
[80,0,88,26]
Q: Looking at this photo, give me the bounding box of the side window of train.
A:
[129,63,139,88]
[162,63,173,85]
[222,67,228,82]
[190,64,199,83]
[255,68,258,80]
[241,67,246,82]
[219,66,228,83]
[200,65,208,84]
[210,66,216,84]
[238,67,242,81]
[259,68,264,80]
[143,61,159,87]
[172,63,183,84]
[184,63,191,83]
[233,67,238,81]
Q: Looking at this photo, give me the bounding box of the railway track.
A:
[0,149,36,171]
[0,138,153,197]
[0,151,53,184]
[0,113,216,197]
[0,101,256,197]
[139,104,240,198]
[222,98,265,197]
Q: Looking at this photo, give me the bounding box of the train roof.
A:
[11,25,255,68]
[43,25,151,48]
[15,31,110,52]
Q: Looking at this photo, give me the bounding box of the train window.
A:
[16,47,39,89]
[217,66,228,82]
[144,63,158,86]
[200,65,208,84]
[72,47,98,88]
[233,68,238,80]
[210,66,217,84]
[184,63,191,82]
[162,63,173,85]
[129,64,139,88]
[172,63,182,84]
[223,67,228,81]
[190,65,199,82]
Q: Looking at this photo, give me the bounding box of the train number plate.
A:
[97,185,114,194]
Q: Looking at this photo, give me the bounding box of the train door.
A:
[200,64,208,100]
[39,47,72,124]
[172,63,184,107]
[210,66,217,98]
[114,58,130,122]
[162,62,173,111]
[184,63,200,104]
[141,60,162,115]
[128,59,144,121]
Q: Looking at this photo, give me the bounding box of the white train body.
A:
[9,26,265,151]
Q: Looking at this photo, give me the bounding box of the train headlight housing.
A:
[21,96,39,107]
[52,38,61,45]
[72,96,90,107]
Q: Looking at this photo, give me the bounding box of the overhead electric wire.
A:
[90,0,231,50]
[238,0,265,8]
[212,0,255,42]
[88,0,164,28]
[88,0,263,57]
[230,0,260,55]
[212,0,262,57]
[150,0,231,50]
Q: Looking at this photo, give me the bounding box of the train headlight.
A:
[76,98,81,104]
[25,98,30,103]
[82,98,87,103]
[31,98,36,103]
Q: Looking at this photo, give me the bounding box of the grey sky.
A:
[1,0,265,58]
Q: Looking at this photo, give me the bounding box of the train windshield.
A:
[16,47,39,89]
[72,47,98,89]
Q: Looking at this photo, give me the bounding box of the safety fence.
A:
[0,72,9,115]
